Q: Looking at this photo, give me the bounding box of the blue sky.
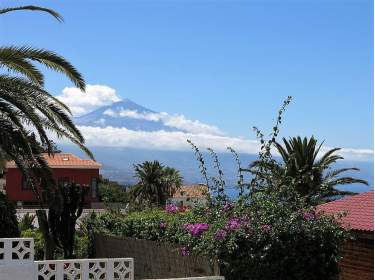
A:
[1,0,373,153]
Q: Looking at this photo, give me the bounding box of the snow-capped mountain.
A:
[74,99,179,132]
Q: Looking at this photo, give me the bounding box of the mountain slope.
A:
[74,99,179,132]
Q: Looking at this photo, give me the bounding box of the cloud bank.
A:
[54,84,373,162]
[104,109,224,135]
[56,85,121,115]
[56,126,371,161]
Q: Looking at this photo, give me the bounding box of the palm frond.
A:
[0,6,63,22]
[0,46,85,90]
[327,177,369,187]
[0,52,44,85]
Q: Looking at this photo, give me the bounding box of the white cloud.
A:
[68,126,258,153]
[55,126,373,161]
[56,84,121,115]
[318,146,374,162]
[163,114,223,135]
[104,109,163,122]
[103,109,224,135]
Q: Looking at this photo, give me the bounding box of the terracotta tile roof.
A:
[173,184,208,199]
[318,191,374,232]
[6,153,101,169]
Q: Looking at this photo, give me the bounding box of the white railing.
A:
[0,238,34,263]
[35,258,134,280]
[0,238,133,280]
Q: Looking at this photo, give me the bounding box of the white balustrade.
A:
[35,258,134,280]
[0,238,34,263]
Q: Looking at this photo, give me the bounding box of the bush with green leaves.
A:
[19,213,35,231]
[21,229,44,260]
[0,192,19,238]
[21,227,89,260]
[86,189,348,280]
[98,178,128,204]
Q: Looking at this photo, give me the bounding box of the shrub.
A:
[0,192,19,238]
[98,178,128,204]
[88,188,348,280]
[19,213,35,231]
[21,229,44,260]
[75,231,89,259]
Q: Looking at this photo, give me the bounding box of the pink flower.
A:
[183,223,209,237]
[303,211,316,221]
[165,204,178,214]
[160,222,167,229]
[214,229,227,240]
[180,246,190,256]
[261,224,271,233]
[225,218,242,231]
[223,202,233,211]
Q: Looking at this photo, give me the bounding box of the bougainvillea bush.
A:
[86,188,348,280]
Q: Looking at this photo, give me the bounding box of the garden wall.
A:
[94,234,220,280]
[339,232,373,280]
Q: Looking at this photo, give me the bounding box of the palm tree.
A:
[163,166,183,197]
[132,161,183,207]
[251,136,368,204]
[0,5,91,190]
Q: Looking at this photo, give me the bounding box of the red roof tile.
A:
[6,153,101,169]
[318,191,374,232]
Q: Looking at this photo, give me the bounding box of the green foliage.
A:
[98,178,128,204]
[250,136,368,204]
[0,4,91,196]
[21,229,44,260]
[19,213,36,231]
[21,228,89,260]
[87,191,348,280]
[0,192,19,238]
[37,183,86,259]
[74,231,89,259]
[132,161,183,207]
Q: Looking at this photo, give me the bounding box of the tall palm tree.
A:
[0,5,91,191]
[251,136,368,204]
[132,161,182,207]
[163,166,183,197]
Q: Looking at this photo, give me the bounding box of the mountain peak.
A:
[74,99,177,132]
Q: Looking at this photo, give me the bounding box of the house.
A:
[168,184,208,207]
[318,191,374,280]
[5,153,102,208]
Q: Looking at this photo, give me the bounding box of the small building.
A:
[168,184,208,207]
[5,153,101,208]
[318,191,374,280]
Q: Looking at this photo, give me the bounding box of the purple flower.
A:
[261,224,271,233]
[180,246,190,256]
[223,202,233,211]
[183,223,209,237]
[165,204,178,214]
[303,211,316,221]
[225,218,243,231]
[214,229,227,240]
[160,222,167,229]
